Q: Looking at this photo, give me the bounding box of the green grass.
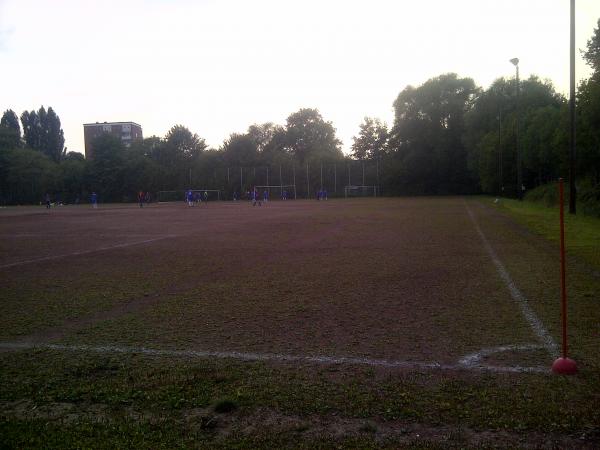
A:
[489,196,600,268]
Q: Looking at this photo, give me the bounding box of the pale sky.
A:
[1,0,599,155]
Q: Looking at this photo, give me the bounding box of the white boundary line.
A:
[0,342,549,374]
[0,235,177,270]
[464,201,558,357]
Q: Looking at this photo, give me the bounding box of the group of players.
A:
[184,187,331,207]
[185,190,209,207]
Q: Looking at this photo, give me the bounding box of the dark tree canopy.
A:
[20,106,65,162]
[285,108,343,163]
[0,109,21,150]
[390,73,479,194]
[351,117,388,160]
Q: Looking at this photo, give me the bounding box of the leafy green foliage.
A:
[351,117,388,160]
[20,106,65,162]
[389,73,479,194]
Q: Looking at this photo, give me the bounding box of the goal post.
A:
[253,185,296,200]
[344,185,378,198]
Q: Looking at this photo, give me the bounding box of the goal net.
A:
[252,185,296,200]
[344,185,378,198]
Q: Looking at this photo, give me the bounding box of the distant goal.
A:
[344,185,378,198]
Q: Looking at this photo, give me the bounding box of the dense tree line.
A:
[1,21,599,206]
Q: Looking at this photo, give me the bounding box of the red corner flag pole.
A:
[552,179,577,374]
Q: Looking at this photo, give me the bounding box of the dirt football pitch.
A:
[1,197,599,448]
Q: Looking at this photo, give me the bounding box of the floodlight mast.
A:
[510,57,522,200]
[569,0,576,214]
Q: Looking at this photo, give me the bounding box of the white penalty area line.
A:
[464,201,558,357]
[0,342,549,374]
[0,235,177,270]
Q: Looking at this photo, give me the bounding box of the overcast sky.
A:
[1,0,599,155]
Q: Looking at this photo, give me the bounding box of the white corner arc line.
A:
[0,342,549,374]
[464,201,558,357]
[0,235,178,270]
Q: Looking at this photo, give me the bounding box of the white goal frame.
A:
[344,185,378,198]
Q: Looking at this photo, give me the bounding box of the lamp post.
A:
[509,58,522,200]
[569,0,576,214]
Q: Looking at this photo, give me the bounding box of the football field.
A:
[1,198,599,448]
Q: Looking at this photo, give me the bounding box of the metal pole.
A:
[376,158,380,194]
[279,164,282,195]
[227,167,230,185]
[515,64,522,200]
[266,166,269,186]
[498,111,503,195]
[348,163,351,186]
[320,162,323,190]
[189,168,192,188]
[362,161,365,186]
[569,0,577,214]
[334,163,337,194]
[240,167,243,192]
[559,179,568,358]
[293,163,297,199]
[306,163,310,198]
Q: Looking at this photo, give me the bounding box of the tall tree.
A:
[20,106,65,162]
[577,19,600,184]
[583,18,600,78]
[20,110,41,150]
[285,108,343,163]
[0,109,21,150]
[351,117,388,160]
[390,73,479,194]
[43,107,66,162]
[165,125,207,160]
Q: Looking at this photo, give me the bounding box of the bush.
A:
[524,179,600,217]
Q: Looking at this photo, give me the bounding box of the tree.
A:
[577,19,600,185]
[20,110,41,150]
[247,123,290,164]
[351,117,388,160]
[2,148,60,204]
[584,18,600,78]
[20,106,65,162]
[86,134,126,202]
[165,125,207,160]
[285,108,343,163]
[60,152,87,203]
[390,73,479,194]
[221,133,259,167]
[42,107,66,162]
[0,110,21,150]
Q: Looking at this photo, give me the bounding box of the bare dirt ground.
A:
[1,198,546,367]
[1,197,598,448]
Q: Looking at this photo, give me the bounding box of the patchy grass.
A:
[1,199,599,448]
[488,196,600,268]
